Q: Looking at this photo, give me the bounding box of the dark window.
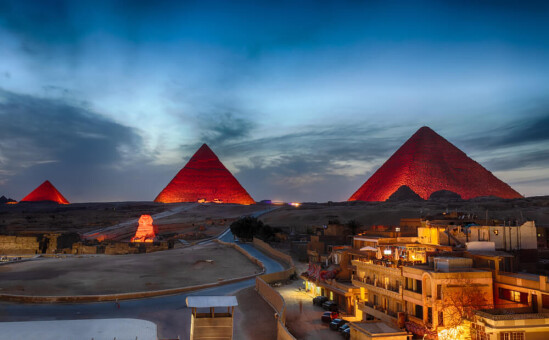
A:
[415,305,423,319]
[542,294,549,308]
[438,311,443,326]
[498,288,528,304]
[436,284,442,299]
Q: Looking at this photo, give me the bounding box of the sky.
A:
[0,0,548,203]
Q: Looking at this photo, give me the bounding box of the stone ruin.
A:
[131,214,157,243]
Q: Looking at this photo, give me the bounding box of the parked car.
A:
[329,318,347,330]
[322,300,338,311]
[342,327,350,339]
[321,311,339,323]
[339,323,350,333]
[313,295,329,306]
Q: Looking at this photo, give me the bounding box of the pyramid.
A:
[154,144,255,204]
[349,126,523,201]
[20,180,70,204]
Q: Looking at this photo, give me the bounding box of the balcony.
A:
[403,289,422,304]
[357,301,398,324]
[352,275,402,299]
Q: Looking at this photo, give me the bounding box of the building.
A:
[186,296,238,340]
[348,321,409,340]
[472,308,549,340]
[352,250,494,337]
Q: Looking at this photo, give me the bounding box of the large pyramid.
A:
[155,144,255,204]
[20,180,70,204]
[349,126,522,201]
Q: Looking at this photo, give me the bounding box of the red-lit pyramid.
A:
[349,126,523,201]
[21,180,70,204]
[155,144,255,204]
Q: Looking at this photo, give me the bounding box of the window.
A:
[396,302,402,312]
[438,311,443,326]
[436,284,442,299]
[543,294,549,309]
[471,323,487,340]
[415,305,423,319]
[498,288,528,303]
[500,332,524,340]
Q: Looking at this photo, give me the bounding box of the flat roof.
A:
[186,295,238,308]
[350,321,407,335]
[476,309,549,321]
[500,272,540,281]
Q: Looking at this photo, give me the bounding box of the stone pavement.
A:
[0,318,157,340]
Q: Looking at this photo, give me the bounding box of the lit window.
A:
[493,230,499,235]
[501,332,525,340]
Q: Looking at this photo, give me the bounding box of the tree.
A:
[230,216,274,241]
[435,276,492,340]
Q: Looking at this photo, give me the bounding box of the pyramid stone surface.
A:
[349,127,523,201]
[21,180,70,204]
[155,144,255,204]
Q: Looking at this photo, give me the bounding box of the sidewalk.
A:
[275,261,343,340]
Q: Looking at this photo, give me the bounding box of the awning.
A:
[360,246,377,251]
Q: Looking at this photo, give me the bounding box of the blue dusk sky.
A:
[0,0,548,202]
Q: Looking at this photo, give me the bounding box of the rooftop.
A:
[186,295,238,308]
[476,308,549,321]
[350,321,407,335]
[500,272,541,282]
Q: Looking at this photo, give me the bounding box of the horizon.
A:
[1,1,549,202]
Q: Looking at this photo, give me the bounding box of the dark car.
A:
[329,318,347,330]
[313,295,329,306]
[322,300,338,311]
[339,323,350,333]
[321,311,339,323]
[342,327,350,339]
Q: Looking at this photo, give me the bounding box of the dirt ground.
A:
[0,243,261,295]
[260,196,549,231]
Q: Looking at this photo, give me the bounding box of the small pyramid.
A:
[20,180,70,204]
[387,185,424,202]
[349,127,523,201]
[155,144,255,204]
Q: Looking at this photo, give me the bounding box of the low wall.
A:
[253,238,297,340]
[253,238,294,268]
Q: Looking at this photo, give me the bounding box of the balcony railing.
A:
[353,276,401,291]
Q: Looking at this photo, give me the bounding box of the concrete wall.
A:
[253,238,294,268]
[252,238,296,340]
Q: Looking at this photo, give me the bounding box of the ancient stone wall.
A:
[0,235,40,255]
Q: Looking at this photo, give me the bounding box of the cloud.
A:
[0,88,173,201]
